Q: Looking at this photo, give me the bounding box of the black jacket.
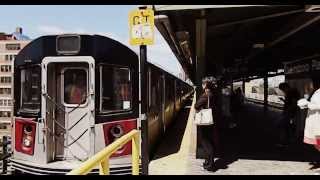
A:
[195,91,214,112]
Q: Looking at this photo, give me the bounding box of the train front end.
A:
[11,34,140,175]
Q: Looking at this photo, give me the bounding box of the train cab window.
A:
[100,65,132,113]
[64,69,88,105]
[20,67,41,113]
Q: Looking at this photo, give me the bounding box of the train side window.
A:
[100,65,132,113]
[20,66,41,113]
[148,69,161,110]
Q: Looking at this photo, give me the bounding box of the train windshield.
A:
[100,65,132,113]
[20,66,41,113]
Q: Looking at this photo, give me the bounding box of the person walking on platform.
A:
[298,75,320,153]
[221,84,233,129]
[231,87,244,128]
[195,77,220,172]
[277,82,300,147]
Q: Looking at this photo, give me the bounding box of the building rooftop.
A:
[11,32,30,41]
[0,27,30,41]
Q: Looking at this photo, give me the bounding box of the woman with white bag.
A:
[195,77,219,172]
[297,75,320,152]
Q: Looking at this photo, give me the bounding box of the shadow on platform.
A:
[215,101,320,171]
[151,99,320,172]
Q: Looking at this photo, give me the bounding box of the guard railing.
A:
[67,129,140,175]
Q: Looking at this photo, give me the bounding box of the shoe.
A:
[204,158,215,169]
[205,164,217,172]
[203,159,209,167]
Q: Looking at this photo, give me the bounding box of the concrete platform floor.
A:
[149,98,320,175]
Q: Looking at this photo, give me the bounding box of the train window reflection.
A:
[100,65,132,113]
[20,67,41,113]
[64,69,88,105]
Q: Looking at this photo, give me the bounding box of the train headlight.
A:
[110,124,124,139]
[23,125,33,147]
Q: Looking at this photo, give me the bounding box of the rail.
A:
[67,129,140,175]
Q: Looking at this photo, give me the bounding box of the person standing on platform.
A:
[221,84,233,129]
[195,77,220,172]
[277,82,300,147]
[231,87,244,128]
[298,75,320,153]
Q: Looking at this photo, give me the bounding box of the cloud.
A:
[37,25,90,35]
[74,28,87,34]
[36,25,130,47]
[147,29,184,77]
[37,25,67,34]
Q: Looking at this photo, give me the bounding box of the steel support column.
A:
[195,14,207,98]
[195,11,207,159]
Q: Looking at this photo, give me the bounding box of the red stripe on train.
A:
[102,119,137,157]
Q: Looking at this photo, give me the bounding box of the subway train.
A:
[10,34,193,175]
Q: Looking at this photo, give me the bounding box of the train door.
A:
[42,56,95,162]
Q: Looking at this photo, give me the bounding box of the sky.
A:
[0,5,184,78]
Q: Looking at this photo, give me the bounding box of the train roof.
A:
[14,33,191,85]
[15,34,138,67]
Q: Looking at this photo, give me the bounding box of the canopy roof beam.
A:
[208,8,305,33]
[244,13,320,62]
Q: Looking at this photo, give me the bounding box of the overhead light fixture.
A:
[253,43,264,48]
[305,5,320,12]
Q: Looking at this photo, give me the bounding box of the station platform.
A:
[149,95,196,175]
[149,96,320,175]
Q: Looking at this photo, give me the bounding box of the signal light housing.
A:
[15,118,36,155]
[102,119,137,157]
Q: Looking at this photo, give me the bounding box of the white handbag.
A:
[195,95,214,126]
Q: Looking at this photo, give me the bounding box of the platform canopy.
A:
[153,5,320,83]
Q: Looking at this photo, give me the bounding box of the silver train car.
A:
[146,63,193,156]
[10,34,193,175]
